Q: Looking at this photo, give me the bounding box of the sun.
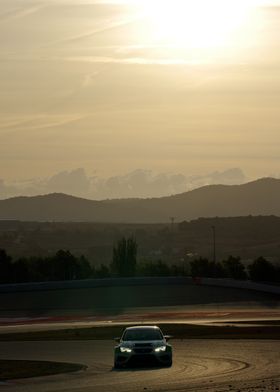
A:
[133,0,257,50]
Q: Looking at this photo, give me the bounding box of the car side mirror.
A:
[114,337,121,343]
[164,335,173,341]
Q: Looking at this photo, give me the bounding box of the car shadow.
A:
[111,360,170,372]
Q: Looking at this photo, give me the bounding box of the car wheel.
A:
[165,359,172,367]
[114,361,122,369]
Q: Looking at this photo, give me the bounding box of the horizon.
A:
[1,168,279,200]
[1,174,280,201]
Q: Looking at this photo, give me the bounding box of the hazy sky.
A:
[1,0,280,182]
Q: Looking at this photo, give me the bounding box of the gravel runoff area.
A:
[0,339,279,392]
[0,360,86,381]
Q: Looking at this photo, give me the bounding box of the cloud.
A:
[47,168,91,195]
[0,4,46,23]
[64,55,199,66]
[187,168,247,188]
[91,169,188,199]
[0,167,248,200]
[0,114,86,134]
[45,16,137,47]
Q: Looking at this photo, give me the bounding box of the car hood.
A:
[120,340,165,347]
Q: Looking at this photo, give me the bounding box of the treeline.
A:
[0,249,95,283]
[111,238,280,282]
[189,256,280,283]
[0,242,280,284]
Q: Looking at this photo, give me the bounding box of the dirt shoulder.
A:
[0,322,280,341]
[0,359,86,381]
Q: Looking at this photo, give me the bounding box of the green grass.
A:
[1,323,280,342]
[0,360,86,381]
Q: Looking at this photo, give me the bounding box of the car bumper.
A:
[115,348,172,367]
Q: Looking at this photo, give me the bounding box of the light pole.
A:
[212,225,216,263]
[170,217,176,257]
[170,217,175,231]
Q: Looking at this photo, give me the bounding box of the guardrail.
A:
[197,277,280,295]
[0,276,279,295]
[0,277,192,293]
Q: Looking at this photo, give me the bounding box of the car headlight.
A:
[155,346,166,352]
[120,347,132,353]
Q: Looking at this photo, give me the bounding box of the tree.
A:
[94,264,110,278]
[137,260,170,277]
[248,257,276,282]
[190,257,225,278]
[13,258,29,283]
[222,256,247,280]
[53,250,79,280]
[0,249,13,283]
[76,255,92,279]
[111,237,137,276]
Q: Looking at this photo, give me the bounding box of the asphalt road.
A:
[1,283,279,320]
[1,339,280,392]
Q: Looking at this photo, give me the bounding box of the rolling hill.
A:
[0,178,279,223]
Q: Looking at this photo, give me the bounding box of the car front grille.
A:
[134,343,153,348]
[134,348,153,354]
[133,343,153,354]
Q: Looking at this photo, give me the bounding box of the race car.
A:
[114,325,172,368]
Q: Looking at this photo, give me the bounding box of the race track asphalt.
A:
[1,339,280,392]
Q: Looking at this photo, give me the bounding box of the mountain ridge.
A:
[0,177,279,223]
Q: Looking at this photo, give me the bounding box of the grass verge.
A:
[0,359,86,381]
[0,323,280,341]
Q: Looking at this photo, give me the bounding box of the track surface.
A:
[0,340,279,392]
[1,283,279,320]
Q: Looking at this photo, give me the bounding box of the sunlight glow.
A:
[133,0,259,49]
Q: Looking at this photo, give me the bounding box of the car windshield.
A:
[122,328,163,341]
